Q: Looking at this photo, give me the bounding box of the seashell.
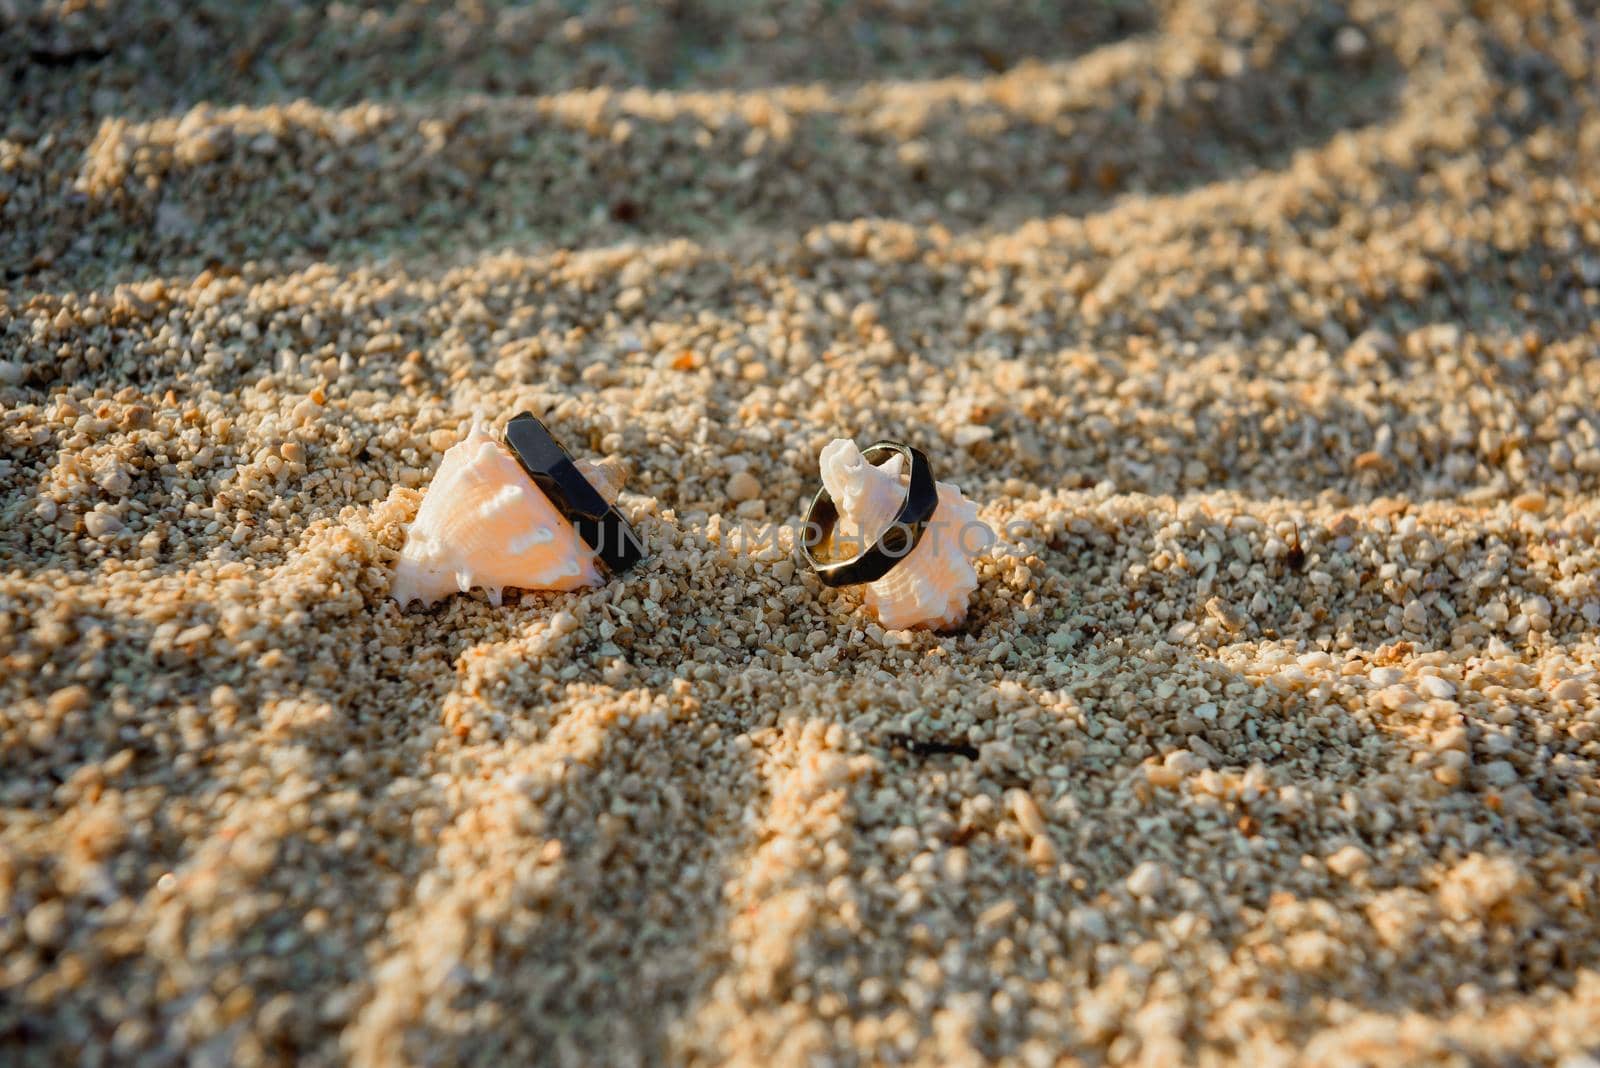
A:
[818,438,983,631]
[391,424,623,607]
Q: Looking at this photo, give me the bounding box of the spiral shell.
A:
[391,424,618,607]
[818,438,983,631]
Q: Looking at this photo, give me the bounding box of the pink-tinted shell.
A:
[818,438,983,630]
[391,424,604,607]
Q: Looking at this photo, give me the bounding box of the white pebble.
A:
[1419,675,1457,700]
[1482,761,1519,787]
[1552,678,1586,702]
[1326,845,1370,877]
[726,470,761,502]
[84,511,123,537]
[1376,685,1418,710]
[1369,667,1404,687]
[1126,861,1167,898]
[1164,749,1204,774]
[97,467,132,497]
[1008,789,1048,839]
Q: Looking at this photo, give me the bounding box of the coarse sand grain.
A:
[3,1,1600,1065]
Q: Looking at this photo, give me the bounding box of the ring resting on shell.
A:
[804,438,984,631]
[390,417,638,608]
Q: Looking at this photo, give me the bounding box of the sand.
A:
[3,0,1600,1064]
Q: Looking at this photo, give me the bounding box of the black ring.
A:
[800,441,937,587]
[503,412,644,574]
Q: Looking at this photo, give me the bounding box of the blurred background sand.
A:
[2,1,1599,1065]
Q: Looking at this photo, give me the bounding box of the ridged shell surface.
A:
[818,438,982,631]
[391,424,603,607]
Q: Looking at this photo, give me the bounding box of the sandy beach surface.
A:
[3,1,1600,1064]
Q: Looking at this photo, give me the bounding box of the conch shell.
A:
[391,424,626,607]
[818,438,983,630]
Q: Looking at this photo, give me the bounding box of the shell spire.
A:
[818,438,983,631]
[391,424,610,607]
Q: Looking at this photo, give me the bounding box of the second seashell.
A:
[391,424,626,607]
[817,438,984,631]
